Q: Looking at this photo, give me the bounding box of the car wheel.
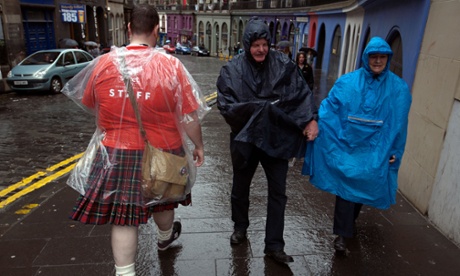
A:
[50,77,62,94]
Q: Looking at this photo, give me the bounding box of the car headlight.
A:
[33,68,48,78]
[7,71,12,78]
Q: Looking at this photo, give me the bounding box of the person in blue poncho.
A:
[302,37,412,253]
[217,17,318,263]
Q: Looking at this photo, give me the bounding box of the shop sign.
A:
[60,4,86,24]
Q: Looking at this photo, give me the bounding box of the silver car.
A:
[7,49,93,94]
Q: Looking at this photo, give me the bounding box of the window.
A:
[108,14,114,46]
[74,51,92,63]
[64,52,76,65]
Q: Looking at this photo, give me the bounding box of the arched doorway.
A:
[206,23,212,51]
[360,27,371,68]
[275,22,281,44]
[96,7,107,46]
[238,20,244,44]
[341,25,351,76]
[316,23,326,69]
[310,22,317,47]
[198,21,204,46]
[222,23,229,55]
[327,25,342,81]
[388,31,403,78]
[214,23,220,56]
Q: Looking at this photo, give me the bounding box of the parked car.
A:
[175,43,191,55]
[191,45,210,56]
[163,44,176,54]
[6,49,93,94]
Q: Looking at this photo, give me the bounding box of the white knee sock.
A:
[115,263,135,276]
[157,226,173,241]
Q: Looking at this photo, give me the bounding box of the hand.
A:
[389,155,396,164]
[303,120,318,141]
[193,148,204,167]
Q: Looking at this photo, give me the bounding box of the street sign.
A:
[60,4,86,24]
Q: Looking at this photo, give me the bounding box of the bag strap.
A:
[120,56,148,142]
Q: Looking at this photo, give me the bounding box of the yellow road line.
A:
[0,152,84,198]
[0,171,47,197]
[205,91,217,102]
[0,92,217,209]
[0,160,78,209]
[46,152,84,171]
[15,204,39,215]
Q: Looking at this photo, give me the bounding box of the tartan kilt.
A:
[70,146,191,226]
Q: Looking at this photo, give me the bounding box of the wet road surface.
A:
[1,55,460,275]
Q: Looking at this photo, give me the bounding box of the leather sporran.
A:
[141,142,189,201]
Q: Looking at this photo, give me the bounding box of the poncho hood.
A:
[242,17,272,67]
[242,17,271,52]
[361,36,393,78]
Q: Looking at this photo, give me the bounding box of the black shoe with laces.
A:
[157,221,182,251]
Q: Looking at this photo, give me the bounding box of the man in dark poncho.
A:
[216,17,318,263]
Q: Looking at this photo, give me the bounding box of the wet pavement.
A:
[1,56,460,275]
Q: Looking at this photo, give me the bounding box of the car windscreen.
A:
[21,52,61,65]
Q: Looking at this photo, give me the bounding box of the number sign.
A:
[60,4,86,24]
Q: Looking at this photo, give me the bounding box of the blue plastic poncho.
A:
[302,37,412,209]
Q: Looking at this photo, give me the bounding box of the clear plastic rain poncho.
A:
[62,46,209,206]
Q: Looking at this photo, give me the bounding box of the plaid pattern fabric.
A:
[70,146,191,226]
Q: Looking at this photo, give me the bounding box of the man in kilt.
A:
[62,4,208,276]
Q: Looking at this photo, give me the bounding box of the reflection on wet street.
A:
[1,55,459,275]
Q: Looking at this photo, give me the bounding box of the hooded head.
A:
[243,17,271,65]
[362,37,393,76]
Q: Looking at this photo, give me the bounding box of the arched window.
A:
[328,25,342,80]
[115,14,120,46]
[388,31,403,78]
[161,15,166,33]
[108,14,114,46]
[275,22,281,44]
[222,23,228,53]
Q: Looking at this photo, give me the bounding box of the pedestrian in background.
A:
[296,51,314,91]
[216,17,318,264]
[62,4,208,276]
[302,36,412,254]
[306,49,315,66]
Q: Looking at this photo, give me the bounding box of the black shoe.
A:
[264,250,294,263]
[157,221,182,251]
[230,230,247,244]
[334,236,347,253]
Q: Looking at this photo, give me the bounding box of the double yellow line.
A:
[204,91,217,102]
[0,92,218,210]
[0,153,84,209]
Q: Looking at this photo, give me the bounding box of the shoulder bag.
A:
[121,60,189,202]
